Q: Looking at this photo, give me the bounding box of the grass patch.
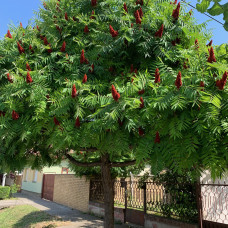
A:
[0,205,71,228]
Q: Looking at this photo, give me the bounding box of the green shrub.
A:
[0,186,10,199]
[10,184,19,194]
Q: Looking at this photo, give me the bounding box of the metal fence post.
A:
[196,182,203,228]
[124,181,127,223]
[144,182,147,215]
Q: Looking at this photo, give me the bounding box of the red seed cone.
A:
[138,127,144,136]
[111,85,120,101]
[29,45,34,53]
[56,25,62,33]
[54,117,60,126]
[43,37,48,45]
[189,9,192,15]
[6,30,12,39]
[72,84,77,98]
[91,0,97,7]
[26,63,31,71]
[60,41,66,52]
[155,24,164,38]
[80,49,85,64]
[207,47,216,63]
[82,74,87,83]
[138,89,145,95]
[36,25,41,31]
[172,2,180,20]
[135,10,141,24]
[140,97,144,108]
[170,0,177,4]
[17,42,25,54]
[175,71,182,89]
[207,40,213,47]
[84,25,89,33]
[183,62,188,69]
[7,73,13,83]
[0,111,6,117]
[123,3,128,13]
[154,131,160,143]
[26,71,33,83]
[75,117,80,127]
[109,25,118,37]
[154,68,161,83]
[12,110,19,120]
[65,12,68,20]
[20,22,23,28]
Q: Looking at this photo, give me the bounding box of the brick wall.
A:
[53,175,90,212]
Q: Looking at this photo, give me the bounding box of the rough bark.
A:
[101,153,115,228]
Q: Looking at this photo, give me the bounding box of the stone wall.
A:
[53,175,90,212]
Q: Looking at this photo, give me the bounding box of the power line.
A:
[181,0,224,26]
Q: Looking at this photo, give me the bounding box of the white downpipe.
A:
[2,173,7,186]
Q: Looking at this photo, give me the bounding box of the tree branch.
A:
[111,160,136,167]
[65,153,101,167]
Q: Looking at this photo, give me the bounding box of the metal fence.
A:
[201,182,228,225]
[90,179,198,223]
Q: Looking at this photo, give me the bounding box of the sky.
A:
[0,0,227,45]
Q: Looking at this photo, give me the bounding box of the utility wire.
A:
[181,0,224,26]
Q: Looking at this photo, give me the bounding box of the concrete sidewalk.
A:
[0,192,141,228]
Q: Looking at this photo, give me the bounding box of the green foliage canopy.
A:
[0,0,227,179]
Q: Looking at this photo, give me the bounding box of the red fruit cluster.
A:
[216,71,227,90]
[43,37,49,45]
[155,24,164,38]
[135,10,141,24]
[195,39,199,49]
[65,12,68,20]
[26,63,31,71]
[7,73,13,83]
[111,85,120,101]
[89,64,94,73]
[91,0,97,6]
[6,30,12,39]
[60,41,66,52]
[20,22,23,28]
[200,81,204,91]
[170,0,177,4]
[80,49,88,64]
[124,3,128,13]
[90,11,95,19]
[136,0,143,5]
[17,42,25,54]
[175,71,182,89]
[172,2,180,20]
[109,25,118,37]
[139,7,143,18]
[154,68,160,83]
[82,74,87,83]
[56,25,62,33]
[140,97,144,108]
[207,47,216,63]
[154,131,160,143]
[12,110,19,120]
[138,127,144,136]
[29,45,34,53]
[75,117,80,127]
[72,84,77,98]
[0,111,6,117]
[138,89,145,95]
[36,25,41,31]
[26,72,33,83]
[84,25,89,33]
[47,44,52,53]
[54,117,60,126]
[207,40,213,47]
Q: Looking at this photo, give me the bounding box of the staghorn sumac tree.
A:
[0,0,228,227]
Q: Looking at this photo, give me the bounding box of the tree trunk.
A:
[101,153,114,228]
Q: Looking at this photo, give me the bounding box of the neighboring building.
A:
[21,160,74,195]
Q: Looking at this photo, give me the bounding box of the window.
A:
[61,167,69,174]
[33,170,38,182]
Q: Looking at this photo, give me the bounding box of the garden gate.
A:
[41,174,55,201]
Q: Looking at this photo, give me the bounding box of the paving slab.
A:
[0,192,143,228]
